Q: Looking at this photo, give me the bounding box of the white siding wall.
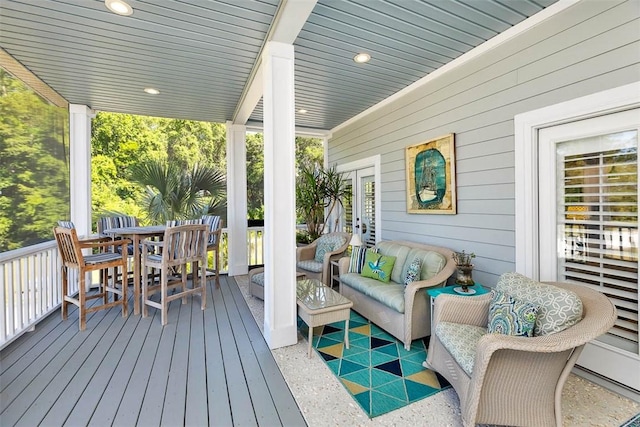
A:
[328,0,640,286]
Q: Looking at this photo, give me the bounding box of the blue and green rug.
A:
[298,311,450,418]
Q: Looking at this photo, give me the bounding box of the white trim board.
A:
[513,81,640,278]
[330,0,579,135]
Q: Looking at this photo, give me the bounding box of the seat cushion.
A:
[436,322,487,376]
[297,259,323,273]
[250,272,265,287]
[85,253,123,264]
[341,273,405,313]
[497,272,583,336]
[376,241,410,283]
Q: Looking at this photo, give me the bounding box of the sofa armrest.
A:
[296,243,317,263]
[338,257,350,276]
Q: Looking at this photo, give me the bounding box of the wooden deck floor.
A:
[0,276,307,427]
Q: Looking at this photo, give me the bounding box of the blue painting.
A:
[414,148,446,207]
[405,134,457,214]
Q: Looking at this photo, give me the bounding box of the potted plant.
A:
[452,250,476,292]
[296,163,348,241]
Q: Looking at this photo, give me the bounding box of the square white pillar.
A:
[68,104,93,237]
[225,122,248,276]
[262,41,297,349]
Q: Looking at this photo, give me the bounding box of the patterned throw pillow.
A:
[361,251,396,283]
[314,239,334,262]
[403,257,422,286]
[348,247,377,273]
[488,290,539,337]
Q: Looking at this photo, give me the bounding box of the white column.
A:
[262,41,297,349]
[68,104,93,238]
[225,122,248,276]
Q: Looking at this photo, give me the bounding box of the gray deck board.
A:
[0,276,306,427]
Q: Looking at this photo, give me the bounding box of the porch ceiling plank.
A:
[1,296,123,426]
[1,0,557,128]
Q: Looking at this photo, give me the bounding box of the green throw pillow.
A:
[361,251,395,283]
[488,290,539,337]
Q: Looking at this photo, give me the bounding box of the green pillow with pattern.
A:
[361,251,396,283]
[488,290,538,337]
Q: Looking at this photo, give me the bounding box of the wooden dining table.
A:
[102,225,166,315]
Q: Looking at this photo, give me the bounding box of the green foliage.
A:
[0,68,69,251]
[131,159,226,224]
[296,163,348,240]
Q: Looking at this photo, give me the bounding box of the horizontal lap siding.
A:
[328,0,640,287]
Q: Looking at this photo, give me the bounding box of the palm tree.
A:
[131,159,226,224]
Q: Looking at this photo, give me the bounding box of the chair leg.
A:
[121,266,128,317]
[103,267,110,304]
[78,274,86,331]
[142,265,149,318]
[181,265,188,304]
[61,266,68,320]
[161,268,168,326]
[215,250,220,289]
[200,262,207,311]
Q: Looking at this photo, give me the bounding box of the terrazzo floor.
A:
[234,275,639,427]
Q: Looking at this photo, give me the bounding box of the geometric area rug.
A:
[298,311,451,418]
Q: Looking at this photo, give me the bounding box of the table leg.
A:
[133,234,141,315]
[344,317,350,350]
[308,324,313,358]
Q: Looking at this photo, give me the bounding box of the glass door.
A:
[341,167,375,247]
[538,109,639,391]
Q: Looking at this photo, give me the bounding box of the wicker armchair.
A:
[426,279,617,427]
[296,232,351,286]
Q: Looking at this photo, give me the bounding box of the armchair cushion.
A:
[314,234,347,262]
[435,322,487,376]
[361,251,395,283]
[297,259,323,273]
[497,272,583,336]
[488,290,538,337]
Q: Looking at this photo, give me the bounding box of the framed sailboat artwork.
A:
[405,134,457,214]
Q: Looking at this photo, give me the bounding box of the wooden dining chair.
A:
[202,215,222,289]
[53,226,130,331]
[140,223,208,325]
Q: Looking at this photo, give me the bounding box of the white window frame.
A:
[514,82,640,279]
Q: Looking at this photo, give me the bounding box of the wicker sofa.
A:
[338,240,456,350]
[427,272,617,427]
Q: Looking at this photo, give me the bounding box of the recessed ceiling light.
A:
[298,109,308,114]
[105,0,133,16]
[144,88,160,95]
[353,53,371,63]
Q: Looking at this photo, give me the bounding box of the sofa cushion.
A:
[297,259,323,273]
[314,234,346,262]
[488,290,538,337]
[403,257,421,286]
[436,322,487,376]
[376,241,410,283]
[497,272,583,336]
[341,273,405,313]
[348,246,377,273]
[361,251,395,283]
[402,248,447,282]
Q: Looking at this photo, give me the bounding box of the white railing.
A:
[0,240,67,349]
[0,226,273,349]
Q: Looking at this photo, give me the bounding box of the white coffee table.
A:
[296,278,353,358]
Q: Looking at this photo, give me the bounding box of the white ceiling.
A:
[0,0,557,130]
